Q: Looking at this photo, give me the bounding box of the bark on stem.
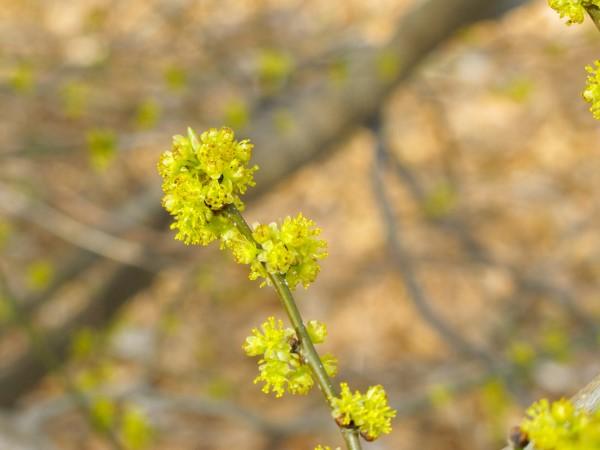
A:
[221,204,363,450]
[586,5,600,32]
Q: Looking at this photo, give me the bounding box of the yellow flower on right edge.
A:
[546,1,600,121]
[584,61,600,120]
[548,0,600,24]
[520,398,600,449]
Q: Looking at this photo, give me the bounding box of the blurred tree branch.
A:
[383,97,596,334]
[0,267,124,448]
[4,383,328,448]
[0,0,531,407]
[371,72,596,338]
[0,184,169,342]
[369,118,496,365]
[0,182,169,271]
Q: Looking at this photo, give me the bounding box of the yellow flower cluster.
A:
[158,128,327,289]
[548,0,600,24]
[243,317,337,397]
[332,383,396,441]
[255,214,327,288]
[221,214,327,290]
[158,127,257,244]
[520,398,600,450]
[584,61,600,120]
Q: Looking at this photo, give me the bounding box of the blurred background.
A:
[1,0,599,449]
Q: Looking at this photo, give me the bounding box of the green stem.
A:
[586,5,600,32]
[222,204,363,450]
[341,428,364,450]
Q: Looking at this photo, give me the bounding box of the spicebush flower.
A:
[548,0,600,24]
[584,61,600,120]
[250,214,328,289]
[220,214,327,290]
[306,320,327,344]
[332,383,396,441]
[243,317,337,397]
[520,398,600,450]
[159,127,327,288]
[158,127,257,244]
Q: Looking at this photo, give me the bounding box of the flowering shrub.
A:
[158,126,396,447]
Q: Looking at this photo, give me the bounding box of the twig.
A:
[12,383,328,444]
[368,119,533,405]
[0,251,96,339]
[221,204,363,450]
[0,184,167,339]
[0,256,157,407]
[585,5,600,32]
[369,121,494,365]
[383,120,595,333]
